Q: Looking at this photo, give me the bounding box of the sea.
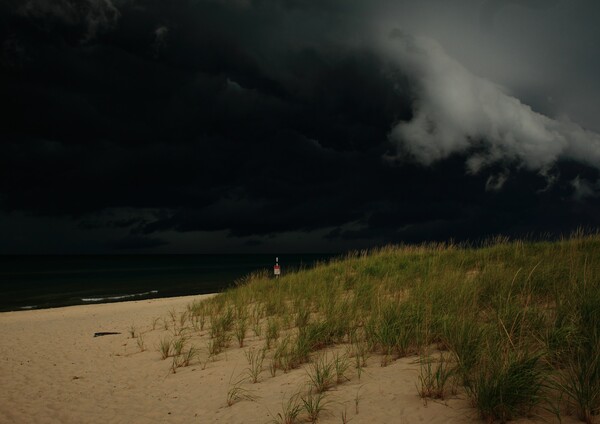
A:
[0,254,336,312]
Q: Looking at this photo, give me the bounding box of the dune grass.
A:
[301,390,329,423]
[227,377,258,406]
[176,230,600,423]
[270,392,303,424]
[306,353,336,393]
[417,352,455,400]
[244,346,266,383]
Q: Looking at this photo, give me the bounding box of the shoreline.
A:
[1,291,216,315]
[0,293,214,314]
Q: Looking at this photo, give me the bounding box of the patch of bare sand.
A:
[0,296,576,423]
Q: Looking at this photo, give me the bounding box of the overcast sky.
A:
[1,0,599,254]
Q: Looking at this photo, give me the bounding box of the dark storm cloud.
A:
[1,0,599,253]
[15,0,121,43]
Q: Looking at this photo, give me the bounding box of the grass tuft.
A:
[417,353,455,400]
[244,346,266,383]
[159,336,172,360]
[301,390,329,423]
[227,378,258,406]
[270,392,303,424]
[306,354,336,393]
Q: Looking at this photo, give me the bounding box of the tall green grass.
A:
[189,231,600,423]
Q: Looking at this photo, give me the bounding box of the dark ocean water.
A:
[0,254,335,312]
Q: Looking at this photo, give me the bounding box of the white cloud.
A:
[385,30,600,174]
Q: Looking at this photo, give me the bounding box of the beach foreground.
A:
[0,295,576,424]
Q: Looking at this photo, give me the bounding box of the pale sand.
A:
[0,295,574,424]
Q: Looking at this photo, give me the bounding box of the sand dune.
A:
[0,296,574,423]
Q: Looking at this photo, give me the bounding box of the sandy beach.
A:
[0,295,574,424]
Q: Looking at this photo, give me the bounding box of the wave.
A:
[81,290,159,303]
[20,305,37,310]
